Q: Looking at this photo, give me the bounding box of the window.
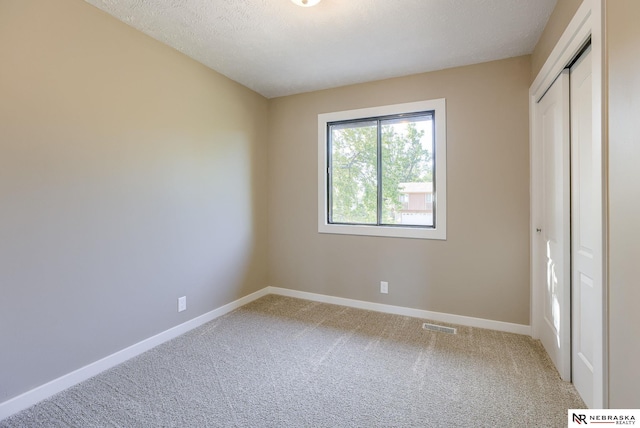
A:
[318,99,446,240]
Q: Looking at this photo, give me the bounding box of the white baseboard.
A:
[1,285,530,421]
[0,287,270,421]
[267,287,531,336]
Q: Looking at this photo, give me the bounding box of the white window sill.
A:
[318,223,446,240]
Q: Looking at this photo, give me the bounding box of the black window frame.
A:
[326,110,437,229]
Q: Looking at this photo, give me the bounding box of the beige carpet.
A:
[1,295,584,427]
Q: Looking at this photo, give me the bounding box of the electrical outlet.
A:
[380,281,389,294]
[178,296,187,312]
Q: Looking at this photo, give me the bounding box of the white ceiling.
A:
[85,0,557,98]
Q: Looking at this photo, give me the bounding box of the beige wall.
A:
[606,0,640,409]
[0,0,268,402]
[267,56,532,325]
[531,0,584,81]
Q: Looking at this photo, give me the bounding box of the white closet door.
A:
[535,70,571,381]
[570,46,599,408]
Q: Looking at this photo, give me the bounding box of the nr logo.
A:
[573,413,588,424]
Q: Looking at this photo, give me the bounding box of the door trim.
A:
[529,0,608,408]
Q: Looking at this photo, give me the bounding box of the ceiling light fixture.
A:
[291,0,321,7]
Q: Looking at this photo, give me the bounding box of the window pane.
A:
[329,121,377,224]
[381,115,434,226]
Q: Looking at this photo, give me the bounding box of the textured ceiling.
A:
[85,0,557,98]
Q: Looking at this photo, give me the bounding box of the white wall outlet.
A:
[380,281,389,294]
[178,296,187,312]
